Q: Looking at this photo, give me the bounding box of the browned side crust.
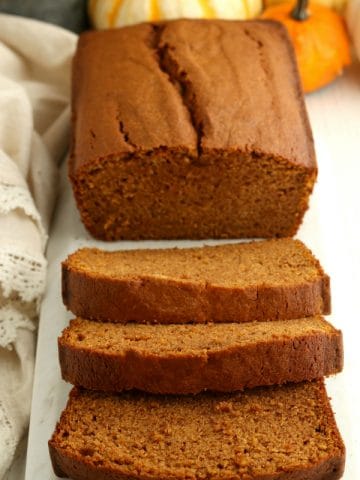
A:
[59,320,342,394]
[49,445,345,480]
[62,263,330,324]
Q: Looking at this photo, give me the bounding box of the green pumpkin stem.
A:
[291,0,309,20]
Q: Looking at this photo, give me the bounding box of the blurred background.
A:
[0,0,357,94]
[0,0,89,32]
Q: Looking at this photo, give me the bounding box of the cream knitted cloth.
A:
[0,15,76,478]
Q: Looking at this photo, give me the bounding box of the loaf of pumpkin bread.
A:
[49,381,345,480]
[59,316,343,394]
[62,239,330,324]
[70,19,316,240]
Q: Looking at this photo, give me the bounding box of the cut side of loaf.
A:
[62,239,330,324]
[49,381,345,480]
[59,316,343,394]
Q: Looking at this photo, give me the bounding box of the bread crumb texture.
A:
[50,381,344,479]
[66,239,324,287]
[62,316,336,355]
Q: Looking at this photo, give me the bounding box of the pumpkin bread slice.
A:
[59,316,343,394]
[49,381,345,480]
[62,239,330,324]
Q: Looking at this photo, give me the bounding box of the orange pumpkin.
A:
[262,0,351,92]
[264,0,347,13]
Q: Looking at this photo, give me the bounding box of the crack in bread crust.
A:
[148,24,204,155]
[118,120,136,149]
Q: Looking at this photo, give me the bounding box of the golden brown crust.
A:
[58,318,343,394]
[71,20,315,170]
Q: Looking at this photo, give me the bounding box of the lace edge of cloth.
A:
[0,247,46,303]
[0,305,36,349]
[0,183,47,248]
[0,399,17,479]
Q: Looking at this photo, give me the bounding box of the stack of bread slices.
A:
[49,238,345,480]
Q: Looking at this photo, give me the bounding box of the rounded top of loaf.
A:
[71,19,315,172]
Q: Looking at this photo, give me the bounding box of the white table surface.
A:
[18,61,360,480]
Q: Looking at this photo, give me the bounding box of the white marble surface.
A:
[24,63,360,480]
